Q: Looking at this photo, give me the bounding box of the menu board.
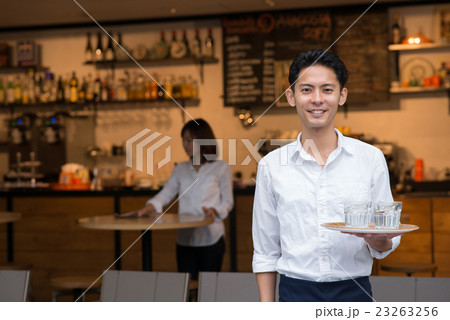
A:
[222,7,389,107]
[223,10,332,107]
[332,9,389,105]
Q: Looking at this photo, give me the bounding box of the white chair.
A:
[415,277,450,302]
[100,270,190,302]
[0,270,31,302]
[198,272,276,302]
[370,276,416,302]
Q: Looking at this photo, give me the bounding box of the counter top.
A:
[0,186,448,198]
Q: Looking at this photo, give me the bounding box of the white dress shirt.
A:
[147,160,233,247]
[252,129,401,282]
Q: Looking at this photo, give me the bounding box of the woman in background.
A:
[122,118,233,280]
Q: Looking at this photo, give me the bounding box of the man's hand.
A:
[202,206,218,219]
[341,232,402,252]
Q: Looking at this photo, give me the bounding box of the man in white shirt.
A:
[252,49,402,302]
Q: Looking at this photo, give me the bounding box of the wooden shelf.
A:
[0,98,200,113]
[84,56,218,69]
[389,87,450,94]
[388,43,450,51]
[0,66,49,74]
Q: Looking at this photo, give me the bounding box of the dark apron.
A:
[279,274,373,302]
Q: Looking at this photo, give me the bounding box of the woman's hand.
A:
[202,206,218,219]
[115,204,156,218]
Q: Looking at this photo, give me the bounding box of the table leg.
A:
[114,231,122,270]
[142,230,152,271]
[7,222,13,262]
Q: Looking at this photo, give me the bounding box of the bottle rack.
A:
[84,56,218,83]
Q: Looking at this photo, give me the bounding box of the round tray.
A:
[321,222,419,234]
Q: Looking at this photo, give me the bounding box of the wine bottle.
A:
[14,75,22,104]
[94,72,101,102]
[190,29,202,58]
[85,32,93,63]
[182,30,190,56]
[0,78,5,105]
[57,76,65,103]
[204,27,214,58]
[70,71,79,103]
[115,33,129,61]
[392,14,401,44]
[95,32,103,62]
[6,77,15,104]
[104,31,115,61]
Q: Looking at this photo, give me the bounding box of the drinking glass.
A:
[344,201,371,228]
[373,201,402,229]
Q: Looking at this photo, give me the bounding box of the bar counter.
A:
[0,187,448,301]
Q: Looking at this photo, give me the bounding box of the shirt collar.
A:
[289,128,355,165]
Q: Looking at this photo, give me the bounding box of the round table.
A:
[0,212,21,224]
[78,213,214,271]
[0,212,21,263]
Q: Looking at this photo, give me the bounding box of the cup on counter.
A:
[373,201,402,229]
[344,201,371,228]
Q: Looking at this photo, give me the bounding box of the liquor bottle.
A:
[94,72,101,102]
[115,33,128,61]
[392,14,401,44]
[182,30,190,57]
[64,73,71,103]
[0,78,5,105]
[14,75,22,104]
[95,32,103,62]
[85,73,94,102]
[85,32,93,63]
[104,31,115,61]
[6,77,15,104]
[78,77,87,103]
[34,73,42,104]
[190,29,202,58]
[438,62,447,84]
[49,73,57,103]
[21,76,29,104]
[57,76,65,103]
[70,71,79,103]
[204,27,214,58]
[27,69,35,104]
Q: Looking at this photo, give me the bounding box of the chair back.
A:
[0,270,31,302]
[198,272,267,302]
[100,270,190,302]
[415,277,450,302]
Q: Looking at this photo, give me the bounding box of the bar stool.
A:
[380,262,437,277]
[50,275,101,302]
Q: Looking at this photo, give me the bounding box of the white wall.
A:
[0,4,449,185]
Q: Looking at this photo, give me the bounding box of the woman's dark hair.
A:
[288,49,349,92]
[181,118,217,164]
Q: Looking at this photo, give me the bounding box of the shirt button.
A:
[321,257,326,262]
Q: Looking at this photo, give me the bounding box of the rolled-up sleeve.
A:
[215,164,234,221]
[252,161,281,273]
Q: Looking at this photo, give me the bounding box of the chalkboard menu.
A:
[222,7,389,107]
[332,9,389,105]
[223,10,332,107]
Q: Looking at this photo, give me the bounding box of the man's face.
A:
[286,65,347,131]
